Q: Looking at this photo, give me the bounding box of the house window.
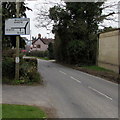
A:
[37,45,41,48]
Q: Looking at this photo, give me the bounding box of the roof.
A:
[32,38,54,45]
[32,39,37,44]
[41,38,54,45]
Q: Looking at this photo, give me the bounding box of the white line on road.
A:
[70,76,81,83]
[88,86,113,101]
[59,70,67,75]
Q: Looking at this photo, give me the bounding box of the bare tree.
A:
[34,0,65,35]
[99,0,119,28]
[35,0,120,31]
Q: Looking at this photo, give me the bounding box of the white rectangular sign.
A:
[15,57,20,63]
[5,18,30,35]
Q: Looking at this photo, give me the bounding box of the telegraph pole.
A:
[15,1,20,80]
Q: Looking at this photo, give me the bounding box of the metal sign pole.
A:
[15,1,20,80]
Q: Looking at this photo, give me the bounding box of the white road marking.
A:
[88,86,113,101]
[70,76,81,83]
[59,70,67,75]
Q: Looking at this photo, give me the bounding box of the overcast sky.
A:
[22,0,119,41]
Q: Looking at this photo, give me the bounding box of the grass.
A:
[2,104,47,118]
[27,56,50,60]
[82,65,112,72]
[37,57,50,60]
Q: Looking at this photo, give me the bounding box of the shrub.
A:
[2,55,42,84]
[2,49,16,58]
[28,70,41,83]
[23,58,37,67]
[2,57,15,83]
[19,58,42,84]
[26,50,49,58]
[67,40,86,64]
[3,49,24,60]
[2,49,42,85]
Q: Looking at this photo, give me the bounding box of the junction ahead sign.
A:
[5,18,30,35]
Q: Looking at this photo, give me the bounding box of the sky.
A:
[21,0,64,40]
[21,0,119,42]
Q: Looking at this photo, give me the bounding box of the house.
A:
[30,34,54,51]
[98,28,120,73]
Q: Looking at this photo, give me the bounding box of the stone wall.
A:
[98,29,120,73]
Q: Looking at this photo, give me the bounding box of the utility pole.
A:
[15,0,20,80]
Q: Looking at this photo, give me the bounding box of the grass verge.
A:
[76,66,119,84]
[56,62,119,84]
[82,65,112,72]
[37,57,50,60]
[2,104,47,118]
[26,56,50,60]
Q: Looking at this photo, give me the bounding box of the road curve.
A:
[37,59,118,118]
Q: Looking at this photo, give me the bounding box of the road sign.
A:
[15,57,20,63]
[5,18,30,35]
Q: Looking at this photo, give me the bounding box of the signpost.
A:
[5,18,30,35]
[5,1,30,80]
[15,1,20,81]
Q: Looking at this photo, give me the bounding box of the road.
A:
[37,59,118,118]
[3,59,118,118]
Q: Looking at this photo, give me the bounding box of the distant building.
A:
[31,34,54,51]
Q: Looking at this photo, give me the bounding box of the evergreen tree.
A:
[48,42,54,59]
[49,2,107,64]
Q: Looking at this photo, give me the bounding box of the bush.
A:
[67,40,86,64]
[2,51,42,84]
[3,49,24,59]
[2,57,15,83]
[2,49,16,58]
[19,58,42,84]
[23,58,37,67]
[2,49,24,83]
[28,70,41,83]
[26,50,49,58]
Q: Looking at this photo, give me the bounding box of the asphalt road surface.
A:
[3,59,118,118]
[37,59,118,118]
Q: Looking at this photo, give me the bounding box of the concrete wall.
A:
[98,29,120,73]
[32,39,48,51]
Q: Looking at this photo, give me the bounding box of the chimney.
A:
[38,34,41,39]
